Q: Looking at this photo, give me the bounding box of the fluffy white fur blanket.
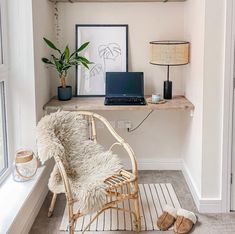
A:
[36,111,122,213]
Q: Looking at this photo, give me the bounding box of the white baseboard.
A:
[199,199,222,213]
[8,161,53,234]
[123,159,183,170]
[181,161,201,209]
[182,161,222,213]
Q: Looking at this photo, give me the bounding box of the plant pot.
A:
[58,86,72,101]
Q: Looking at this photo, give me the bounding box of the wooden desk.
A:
[44,95,194,112]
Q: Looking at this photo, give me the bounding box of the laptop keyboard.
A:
[105,97,146,105]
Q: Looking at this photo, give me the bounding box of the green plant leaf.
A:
[60,52,65,62]
[69,60,80,66]
[70,42,89,58]
[63,65,72,71]
[81,61,89,69]
[77,41,89,52]
[65,46,70,62]
[77,56,92,64]
[52,55,62,74]
[42,39,91,74]
[51,54,59,60]
[43,37,61,54]
[41,57,53,64]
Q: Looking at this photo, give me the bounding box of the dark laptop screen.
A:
[106,72,144,97]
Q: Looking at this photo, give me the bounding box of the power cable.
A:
[127,110,154,133]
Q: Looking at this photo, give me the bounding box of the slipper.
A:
[157,204,177,231]
[174,208,197,234]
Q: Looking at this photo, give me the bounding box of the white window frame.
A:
[0,0,11,184]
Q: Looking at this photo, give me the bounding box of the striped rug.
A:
[60,183,181,233]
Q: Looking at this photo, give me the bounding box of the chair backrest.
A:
[36,111,88,164]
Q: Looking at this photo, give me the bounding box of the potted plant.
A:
[42,38,91,101]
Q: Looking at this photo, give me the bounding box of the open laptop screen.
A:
[106,72,144,97]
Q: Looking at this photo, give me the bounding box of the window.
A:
[0,83,7,175]
[0,0,9,180]
[0,10,3,65]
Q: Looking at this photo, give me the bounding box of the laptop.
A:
[104,72,146,105]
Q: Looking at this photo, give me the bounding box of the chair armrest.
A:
[109,141,138,177]
[54,155,73,200]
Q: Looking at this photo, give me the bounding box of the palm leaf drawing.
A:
[90,64,103,77]
[98,43,121,60]
[98,43,122,80]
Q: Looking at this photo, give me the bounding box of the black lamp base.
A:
[164,80,172,99]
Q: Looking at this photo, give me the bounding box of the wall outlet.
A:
[117,120,132,129]
[117,121,125,129]
[97,121,115,129]
[109,121,116,128]
[125,121,132,129]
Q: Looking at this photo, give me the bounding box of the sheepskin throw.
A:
[36,111,122,213]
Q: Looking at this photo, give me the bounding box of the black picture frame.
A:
[75,24,128,97]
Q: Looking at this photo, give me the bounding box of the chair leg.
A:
[133,197,141,232]
[68,202,75,234]
[133,182,141,232]
[69,219,75,234]
[48,193,57,217]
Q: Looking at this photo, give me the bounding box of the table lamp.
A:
[150,41,190,99]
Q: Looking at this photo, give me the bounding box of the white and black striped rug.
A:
[60,184,181,233]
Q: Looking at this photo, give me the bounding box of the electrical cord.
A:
[127,110,154,133]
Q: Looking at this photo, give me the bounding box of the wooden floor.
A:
[30,171,235,234]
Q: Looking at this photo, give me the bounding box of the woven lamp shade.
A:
[150,41,190,66]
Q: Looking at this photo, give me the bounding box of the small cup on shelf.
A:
[152,94,161,104]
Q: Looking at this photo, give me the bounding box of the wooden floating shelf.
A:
[44,95,194,112]
[49,0,187,2]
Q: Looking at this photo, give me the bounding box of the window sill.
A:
[0,165,46,233]
[0,167,12,186]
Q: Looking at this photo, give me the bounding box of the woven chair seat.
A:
[105,170,136,189]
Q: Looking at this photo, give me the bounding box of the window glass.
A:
[0,11,3,65]
[0,82,7,175]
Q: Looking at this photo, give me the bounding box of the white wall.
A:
[183,0,205,200]
[183,0,227,209]
[96,110,183,168]
[201,0,226,198]
[7,0,37,151]
[54,2,187,165]
[7,0,54,150]
[32,0,55,121]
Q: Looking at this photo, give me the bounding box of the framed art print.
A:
[75,24,128,96]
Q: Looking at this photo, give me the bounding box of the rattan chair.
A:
[45,111,141,234]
